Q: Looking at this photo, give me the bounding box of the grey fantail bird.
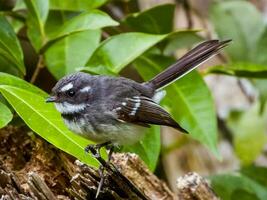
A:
[46,39,230,143]
[46,39,230,197]
[46,39,230,149]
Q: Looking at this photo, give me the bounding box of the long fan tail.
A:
[146,39,231,90]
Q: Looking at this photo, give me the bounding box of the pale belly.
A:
[63,118,146,145]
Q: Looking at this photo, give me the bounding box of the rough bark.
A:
[0,126,218,200]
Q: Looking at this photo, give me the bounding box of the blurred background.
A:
[1,0,267,199]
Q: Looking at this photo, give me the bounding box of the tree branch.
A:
[0,126,219,200]
[30,55,44,84]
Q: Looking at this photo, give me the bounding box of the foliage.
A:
[211,173,267,200]
[208,0,267,164]
[0,3,267,198]
[208,1,267,198]
[0,0,218,171]
[0,101,12,129]
[0,16,25,76]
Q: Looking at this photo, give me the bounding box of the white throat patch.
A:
[61,83,73,92]
[55,102,86,114]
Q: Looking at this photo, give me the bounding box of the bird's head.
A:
[46,72,93,114]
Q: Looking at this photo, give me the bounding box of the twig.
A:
[217,116,233,143]
[88,148,149,200]
[178,0,193,29]
[102,31,110,39]
[237,79,254,104]
[30,55,44,84]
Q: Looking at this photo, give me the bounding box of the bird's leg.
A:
[84,141,111,159]
[106,144,115,164]
[85,142,148,200]
[84,142,111,198]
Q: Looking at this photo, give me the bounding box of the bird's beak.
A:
[46,96,57,103]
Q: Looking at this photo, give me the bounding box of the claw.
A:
[84,142,113,198]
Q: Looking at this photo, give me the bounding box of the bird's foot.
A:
[84,142,113,198]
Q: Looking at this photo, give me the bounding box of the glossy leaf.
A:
[44,10,70,39]
[253,28,267,65]
[0,102,12,129]
[0,54,22,77]
[0,85,100,167]
[14,0,107,11]
[241,165,267,189]
[206,63,267,78]
[210,174,267,200]
[227,104,267,165]
[134,55,219,157]
[124,4,175,34]
[83,32,167,75]
[0,16,25,75]
[210,1,265,62]
[48,10,118,41]
[49,0,107,11]
[123,126,161,171]
[25,0,49,51]
[45,30,101,79]
[0,72,46,96]
[163,30,203,55]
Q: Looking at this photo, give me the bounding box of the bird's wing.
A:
[113,96,188,133]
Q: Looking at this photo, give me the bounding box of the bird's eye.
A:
[66,90,75,97]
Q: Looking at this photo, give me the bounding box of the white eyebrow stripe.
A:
[80,86,91,92]
[61,83,73,92]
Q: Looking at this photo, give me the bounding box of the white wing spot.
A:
[122,102,127,106]
[115,107,122,111]
[129,101,141,116]
[129,97,141,103]
[61,83,73,92]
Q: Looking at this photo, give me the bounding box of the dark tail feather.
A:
[146,39,231,90]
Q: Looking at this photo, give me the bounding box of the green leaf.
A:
[134,55,219,157]
[210,1,265,62]
[45,30,101,79]
[43,10,117,75]
[227,104,267,165]
[0,101,12,129]
[15,0,107,11]
[0,54,22,77]
[206,63,267,78]
[163,30,203,55]
[49,0,107,11]
[0,85,100,167]
[0,15,25,75]
[252,79,267,113]
[231,190,259,200]
[124,4,175,34]
[252,28,267,65]
[25,0,49,51]
[123,126,161,171]
[44,10,70,38]
[241,165,267,189]
[48,10,118,41]
[83,32,167,75]
[0,72,46,96]
[210,174,267,200]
